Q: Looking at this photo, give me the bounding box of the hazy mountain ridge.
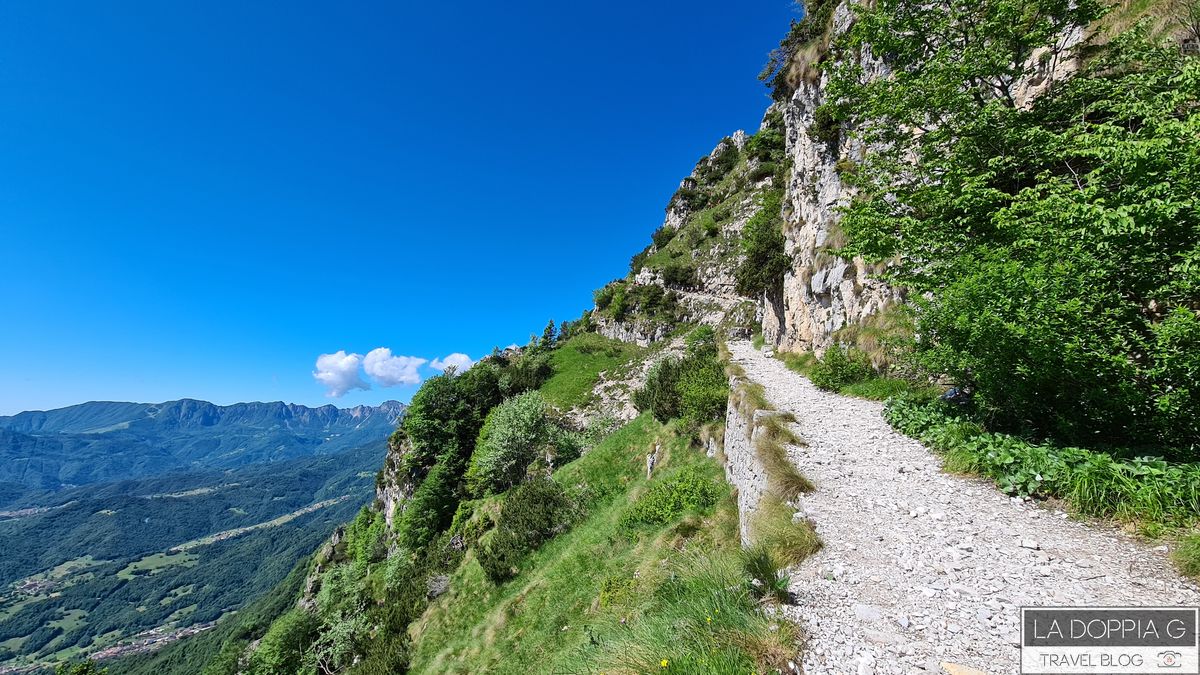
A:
[0,399,405,496]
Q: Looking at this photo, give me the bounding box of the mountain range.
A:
[0,399,405,500]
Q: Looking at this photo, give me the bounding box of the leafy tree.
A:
[829,0,1200,451]
[466,391,554,495]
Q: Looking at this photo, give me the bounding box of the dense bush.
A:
[807,103,841,146]
[617,466,723,532]
[478,478,578,583]
[651,225,676,249]
[246,610,319,675]
[831,2,1198,452]
[734,189,790,297]
[633,358,683,423]
[670,185,709,211]
[744,111,786,164]
[467,391,570,496]
[808,345,874,392]
[594,280,682,325]
[633,327,728,428]
[345,506,386,566]
[658,260,698,289]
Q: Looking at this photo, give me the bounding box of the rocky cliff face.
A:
[599,0,1089,356]
[764,3,898,354]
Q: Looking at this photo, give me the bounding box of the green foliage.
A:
[808,102,841,146]
[885,396,1200,526]
[744,111,787,164]
[658,259,698,288]
[55,661,106,675]
[670,183,709,211]
[1173,534,1200,577]
[809,345,874,391]
[618,466,723,532]
[634,358,683,423]
[246,609,319,675]
[734,189,790,297]
[831,2,1199,452]
[466,391,556,496]
[740,545,790,604]
[694,141,741,185]
[650,225,676,249]
[395,457,459,550]
[477,478,578,583]
[593,279,682,325]
[345,506,386,566]
[634,328,729,429]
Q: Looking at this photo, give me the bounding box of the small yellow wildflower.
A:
[661,659,669,668]
[706,616,712,623]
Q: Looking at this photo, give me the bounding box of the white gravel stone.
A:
[725,340,1200,675]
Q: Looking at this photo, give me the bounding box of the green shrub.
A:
[695,141,740,184]
[247,609,319,675]
[745,111,786,163]
[809,345,874,391]
[629,245,652,274]
[345,507,386,566]
[677,352,727,429]
[394,457,459,550]
[671,184,709,211]
[808,103,841,146]
[884,396,1200,526]
[618,466,723,532]
[594,282,619,310]
[746,162,778,182]
[499,347,553,395]
[634,328,728,428]
[651,226,676,249]
[833,10,1198,451]
[478,478,578,583]
[734,189,790,297]
[659,261,698,289]
[466,391,555,496]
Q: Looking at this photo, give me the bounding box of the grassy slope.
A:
[538,333,642,410]
[406,413,794,674]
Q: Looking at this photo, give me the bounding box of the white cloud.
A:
[430,352,474,374]
[313,351,369,397]
[363,348,426,387]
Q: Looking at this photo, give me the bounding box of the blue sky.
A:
[0,1,799,415]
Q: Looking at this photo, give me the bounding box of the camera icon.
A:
[1158,650,1183,668]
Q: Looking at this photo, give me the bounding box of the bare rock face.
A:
[764,1,900,355]
[378,434,417,530]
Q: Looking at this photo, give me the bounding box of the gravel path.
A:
[726,340,1200,675]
